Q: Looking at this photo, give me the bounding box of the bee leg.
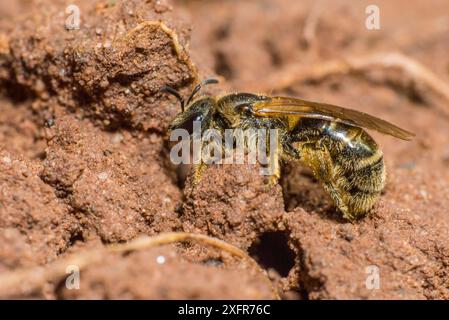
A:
[322,183,354,222]
[192,161,208,186]
[299,143,353,220]
[284,129,321,160]
[191,134,223,186]
[283,141,301,160]
[264,130,283,188]
[267,148,281,187]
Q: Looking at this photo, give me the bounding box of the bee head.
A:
[163,79,218,135]
[168,97,216,134]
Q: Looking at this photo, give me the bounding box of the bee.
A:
[163,79,414,221]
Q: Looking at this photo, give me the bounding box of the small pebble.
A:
[98,172,108,181]
[2,155,12,164]
[99,79,109,88]
[163,197,172,204]
[338,224,355,242]
[112,133,124,143]
[203,258,223,267]
[419,188,428,200]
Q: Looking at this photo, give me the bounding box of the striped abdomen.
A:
[327,122,386,219]
[293,119,386,220]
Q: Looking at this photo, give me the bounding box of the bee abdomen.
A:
[295,121,387,219]
[335,151,385,192]
[332,134,386,217]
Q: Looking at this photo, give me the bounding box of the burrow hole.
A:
[249,231,295,277]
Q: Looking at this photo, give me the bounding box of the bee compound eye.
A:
[237,104,253,115]
[177,112,204,135]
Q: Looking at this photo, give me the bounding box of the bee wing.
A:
[251,97,415,140]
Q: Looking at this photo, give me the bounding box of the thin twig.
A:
[124,21,199,83]
[302,2,323,48]
[0,232,279,299]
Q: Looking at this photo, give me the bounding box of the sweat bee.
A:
[164,79,414,221]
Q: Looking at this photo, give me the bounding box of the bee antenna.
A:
[186,78,219,106]
[161,86,185,112]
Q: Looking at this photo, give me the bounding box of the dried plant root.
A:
[124,21,199,83]
[257,52,449,116]
[0,232,280,299]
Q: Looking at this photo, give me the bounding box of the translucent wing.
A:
[251,97,415,140]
